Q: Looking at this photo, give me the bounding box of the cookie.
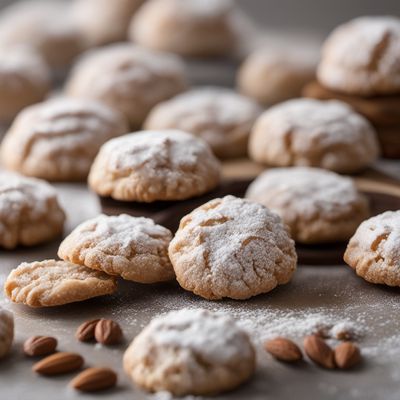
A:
[65,44,187,128]
[73,0,144,46]
[4,259,117,307]
[238,49,316,106]
[317,16,400,96]
[248,99,380,174]
[88,130,221,202]
[0,172,65,249]
[0,0,83,69]
[169,195,297,300]
[0,48,50,124]
[129,0,237,57]
[0,97,128,182]
[123,308,255,396]
[246,167,370,244]
[0,307,14,359]
[58,214,174,283]
[344,211,400,286]
[145,87,261,158]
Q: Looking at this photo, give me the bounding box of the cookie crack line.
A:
[367,31,391,72]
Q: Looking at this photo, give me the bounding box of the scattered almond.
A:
[334,342,361,369]
[264,337,303,363]
[33,352,84,375]
[70,367,117,392]
[75,319,100,342]
[303,335,335,369]
[24,336,57,357]
[94,319,122,345]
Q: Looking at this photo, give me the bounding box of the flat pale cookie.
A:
[169,195,297,300]
[123,308,256,396]
[58,214,174,283]
[4,260,117,308]
[88,130,221,202]
[246,167,370,244]
[0,172,65,249]
[344,211,400,286]
[0,307,13,359]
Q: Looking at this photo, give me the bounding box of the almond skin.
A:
[75,319,100,342]
[33,352,84,375]
[334,342,361,369]
[264,337,303,362]
[94,319,122,345]
[71,367,117,392]
[24,336,57,357]
[303,335,335,369]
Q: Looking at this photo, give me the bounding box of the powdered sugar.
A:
[178,0,233,19]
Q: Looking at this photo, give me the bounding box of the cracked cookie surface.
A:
[344,211,400,286]
[58,214,174,283]
[169,195,297,300]
[123,308,255,396]
[4,259,117,307]
[0,307,13,359]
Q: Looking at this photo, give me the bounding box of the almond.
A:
[303,335,335,369]
[33,352,84,375]
[334,342,361,369]
[75,319,100,342]
[264,337,302,362]
[94,319,122,345]
[71,367,117,392]
[24,336,57,357]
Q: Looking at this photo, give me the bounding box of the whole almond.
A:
[334,342,361,369]
[94,319,122,345]
[24,336,57,357]
[303,335,335,369]
[33,352,84,375]
[71,367,117,392]
[75,319,100,342]
[264,337,303,362]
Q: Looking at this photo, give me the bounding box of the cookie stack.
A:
[304,16,400,158]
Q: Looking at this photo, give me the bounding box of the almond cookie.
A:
[145,87,261,158]
[344,211,400,287]
[0,0,83,69]
[73,0,144,46]
[246,167,370,244]
[89,130,221,202]
[58,214,174,283]
[0,172,65,249]
[318,16,400,96]
[0,97,128,182]
[129,0,237,57]
[123,308,255,396]
[4,259,117,308]
[249,99,380,174]
[0,48,50,124]
[0,307,14,359]
[65,44,187,128]
[169,195,297,300]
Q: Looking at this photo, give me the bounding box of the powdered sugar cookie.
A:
[249,99,380,173]
[344,211,400,286]
[66,44,187,128]
[145,87,261,158]
[0,48,50,124]
[318,16,400,96]
[169,195,297,300]
[129,0,237,57]
[0,307,13,359]
[246,167,370,244]
[4,259,117,308]
[58,214,174,283]
[0,172,65,249]
[0,97,128,182]
[123,308,255,396]
[89,130,221,202]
